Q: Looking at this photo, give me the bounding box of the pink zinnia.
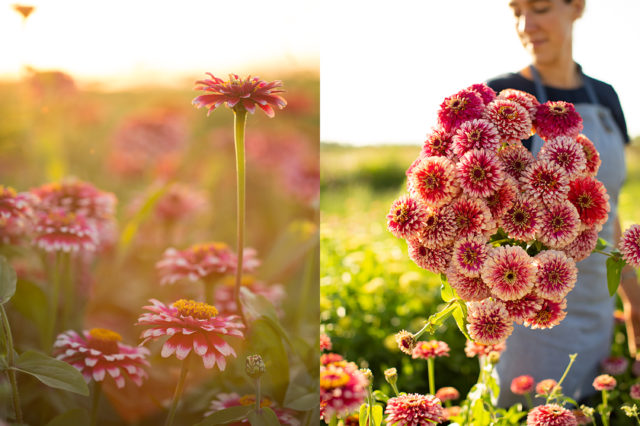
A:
[536,379,559,396]
[152,183,207,223]
[408,240,452,274]
[320,332,332,351]
[0,217,27,245]
[485,177,517,219]
[500,292,543,325]
[575,134,601,177]
[33,210,98,253]
[412,340,450,360]
[563,225,600,262]
[321,353,344,366]
[451,236,489,278]
[449,196,493,239]
[193,73,286,118]
[539,136,587,180]
[537,202,581,249]
[534,250,577,302]
[416,205,456,248]
[520,160,570,207]
[384,394,445,426]
[481,245,537,301]
[0,185,33,221]
[620,224,640,268]
[205,393,300,426]
[534,100,583,140]
[630,383,640,400]
[497,89,540,118]
[567,176,610,228]
[452,119,500,157]
[408,156,460,208]
[446,266,492,301]
[320,361,368,421]
[466,299,514,345]
[464,340,506,358]
[435,387,460,402]
[467,83,497,105]
[601,355,629,376]
[422,128,454,158]
[387,195,427,240]
[136,299,244,370]
[437,89,485,132]
[483,99,532,141]
[525,298,567,329]
[501,194,540,242]
[527,404,577,426]
[511,375,535,395]
[498,143,535,182]
[53,328,149,388]
[31,179,116,223]
[457,149,504,198]
[593,374,616,391]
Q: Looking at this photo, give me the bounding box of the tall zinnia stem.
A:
[427,357,436,395]
[233,108,247,323]
[90,382,102,426]
[165,355,191,426]
[47,251,65,347]
[1,304,23,423]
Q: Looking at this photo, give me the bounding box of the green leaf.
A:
[240,287,292,347]
[452,300,472,341]
[10,279,49,340]
[45,409,89,426]
[283,392,318,411]
[0,256,17,304]
[12,350,89,396]
[196,405,254,426]
[248,407,281,426]
[372,390,389,403]
[440,274,454,302]
[248,319,289,405]
[596,238,609,251]
[371,404,383,426]
[425,302,456,333]
[486,374,500,401]
[606,255,626,296]
[359,404,368,426]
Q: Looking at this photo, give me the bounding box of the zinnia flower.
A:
[451,236,489,278]
[449,196,493,239]
[0,185,33,220]
[31,179,116,223]
[33,210,98,253]
[408,240,452,274]
[535,379,559,396]
[563,225,600,262]
[520,160,570,207]
[498,143,535,182]
[483,99,532,141]
[534,250,577,302]
[412,340,450,360]
[466,299,514,345]
[575,134,601,177]
[467,83,497,105]
[387,195,427,240]
[500,292,543,325]
[630,383,640,400]
[457,149,504,198]
[437,89,485,132]
[151,183,207,223]
[567,176,610,228]
[511,375,535,395]
[395,330,416,355]
[485,177,517,219]
[601,355,629,376]
[321,353,344,366]
[422,128,454,158]
[481,245,537,301]
[408,156,460,208]
[501,194,540,242]
[435,387,460,402]
[497,89,539,118]
[446,266,492,301]
[534,100,583,140]
[593,374,616,391]
[384,394,445,426]
[619,224,640,268]
[136,299,244,370]
[193,73,286,117]
[320,361,368,421]
[452,119,500,157]
[205,393,300,426]
[53,328,149,388]
[416,205,456,248]
[464,340,506,358]
[320,332,332,351]
[537,202,581,249]
[525,298,567,329]
[538,136,587,180]
[527,404,577,426]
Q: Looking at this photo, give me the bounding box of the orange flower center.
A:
[448,97,468,112]
[394,205,409,224]
[551,104,567,115]
[239,395,271,407]
[551,216,565,230]
[471,165,486,182]
[88,328,122,354]
[423,173,440,189]
[320,369,351,389]
[173,299,218,320]
[499,106,517,120]
[462,248,478,265]
[512,209,528,225]
[577,194,593,209]
[536,308,552,323]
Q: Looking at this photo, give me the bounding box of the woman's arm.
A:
[615,215,640,359]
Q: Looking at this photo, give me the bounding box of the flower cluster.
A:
[320,360,369,421]
[388,83,609,346]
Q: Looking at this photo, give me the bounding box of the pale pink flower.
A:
[466,299,514,345]
[193,73,286,117]
[485,177,517,219]
[630,383,640,400]
[452,119,500,157]
[384,394,445,426]
[497,89,540,118]
[575,134,601,177]
[498,143,535,182]
[482,246,537,301]
[0,185,33,221]
[511,375,535,395]
[539,136,587,180]
[534,250,577,302]
[500,292,543,324]
[593,374,616,391]
[464,340,506,358]
[320,332,332,351]
[567,176,610,228]
[422,128,454,158]
[412,340,450,360]
[321,353,344,366]
[416,205,456,248]
[563,226,600,262]
[467,83,497,105]
[525,298,567,329]
[520,160,570,207]
[320,361,368,421]
[408,156,460,208]
[451,236,490,278]
[534,100,583,140]
[33,210,98,253]
[408,240,452,274]
[449,196,493,238]
[435,387,460,402]
[536,379,559,396]
[387,195,427,240]
[205,393,300,426]
[620,224,640,268]
[446,266,492,301]
[527,404,577,426]
[53,329,149,388]
[457,149,504,198]
[437,89,485,132]
[483,99,532,141]
[601,356,629,376]
[501,194,540,242]
[537,202,581,249]
[136,299,244,370]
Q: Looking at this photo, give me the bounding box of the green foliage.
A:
[0,256,17,304]
[607,254,626,296]
[196,405,254,426]
[45,409,90,426]
[248,407,281,426]
[12,351,89,396]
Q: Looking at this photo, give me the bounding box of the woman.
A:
[486,0,639,407]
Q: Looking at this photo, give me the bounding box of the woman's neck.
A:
[521,57,581,89]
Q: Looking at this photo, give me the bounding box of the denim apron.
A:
[496,65,627,407]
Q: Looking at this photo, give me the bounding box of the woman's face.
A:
[508,0,584,66]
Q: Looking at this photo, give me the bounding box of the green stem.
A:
[90,381,102,426]
[602,390,610,426]
[427,357,435,395]
[165,355,191,426]
[255,377,261,413]
[61,253,73,330]
[366,386,374,426]
[491,239,512,246]
[1,304,23,423]
[593,249,613,257]
[547,353,577,404]
[233,109,247,324]
[390,382,400,397]
[203,279,215,306]
[47,251,63,348]
[525,392,533,409]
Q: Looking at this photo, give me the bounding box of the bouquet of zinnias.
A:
[387,83,635,347]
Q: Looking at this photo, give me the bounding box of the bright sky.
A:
[321,0,640,145]
[0,0,320,89]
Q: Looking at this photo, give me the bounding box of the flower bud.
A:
[487,350,501,365]
[246,354,266,379]
[384,368,398,386]
[360,368,373,383]
[395,330,416,355]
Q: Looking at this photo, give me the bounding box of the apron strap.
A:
[529,64,599,105]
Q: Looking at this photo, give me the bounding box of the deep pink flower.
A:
[485,177,517,219]
[500,292,543,325]
[416,205,456,248]
[527,404,577,426]
[534,100,583,140]
[535,379,559,396]
[483,99,532,141]
[601,356,629,376]
[482,245,537,301]
[520,160,570,207]
[205,393,300,426]
[412,340,450,360]
[387,195,427,240]
[501,194,540,242]
[497,89,540,118]
[446,266,492,301]
[435,387,460,402]
[408,156,460,208]
[525,298,567,329]
[320,333,332,351]
[422,128,454,158]
[562,225,600,262]
[33,210,98,253]
[466,299,514,345]
[537,202,581,249]
[511,375,535,395]
[193,73,286,117]
[534,250,577,302]
[320,361,368,421]
[498,143,535,182]
[575,134,601,177]
[620,225,640,268]
[593,374,616,391]
[136,299,244,370]
[539,136,587,180]
[408,240,452,274]
[457,149,504,198]
[54,329,149,388]
[449,195,493,239]
[631,383,640,400]
[451,236,489,278]
[467,83,497,105]
[437,89,485,132]
[321,353,344,366]
[464,340,506,358]
[452,119,501,157]
[567,176,610,228]
[384,394,445,426]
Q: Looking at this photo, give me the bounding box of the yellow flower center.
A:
[499,106,517,120]
[393,204,409,224]
[448,97,468,112]
[87,328,122,354]
[0,185,17,197]
[551,104,567,115]
[320,369,351,390]
[173,299,218,319]
[239,395,271,407]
